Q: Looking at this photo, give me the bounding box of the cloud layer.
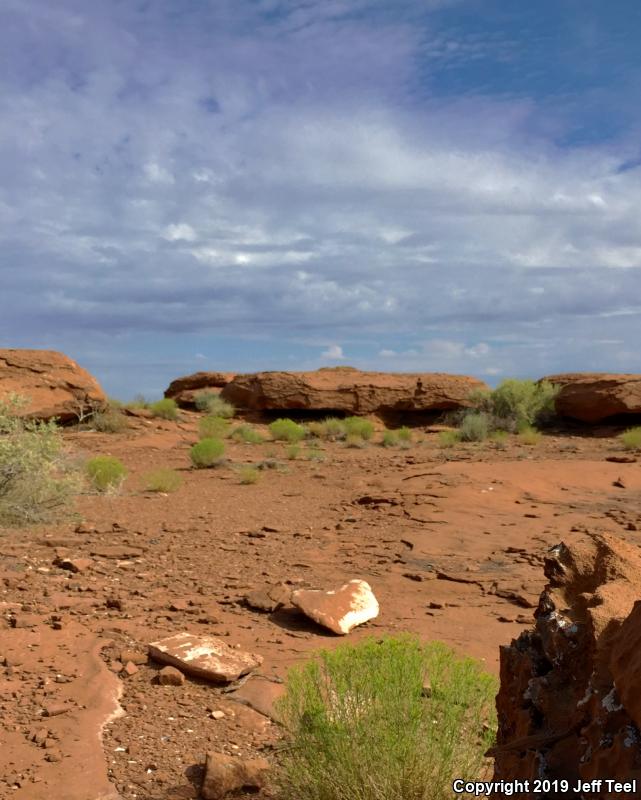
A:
[2,0,641,397]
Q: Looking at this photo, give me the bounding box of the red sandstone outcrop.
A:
[164,371,236,407]
[543,373,641,423]
[221,367,487,414]
[493,533,641,797]
[0,349,106,422]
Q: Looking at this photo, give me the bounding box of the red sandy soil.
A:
[1,413,640,799]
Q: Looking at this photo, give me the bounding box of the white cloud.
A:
[321,344,345,360]
[163,223,197,242]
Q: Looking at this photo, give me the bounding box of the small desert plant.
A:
[276,636,497,800]
[0,394,82,525]
[459,412,490,442]
[489,430,509,448]
[517,425,543,446]
[438,430,461,448]
[231,424,264,444]
[345,433,367,448]
[128,394,150,409]
[381,430,398,448]
[194,392,235,418]
[149,398,179,421]
[85,455,127,492]
[198,415,231,440]
[344,416,374,441]
[620,426,641,451]
[269,418,306,443]
[306,444,325,462]
[90,405,129,433]
[238,465,260,484]
[307,418,346,440]
[144,467,182,493]
[190,437,225,468]
[286,444,301,460]
[397,426,412,443]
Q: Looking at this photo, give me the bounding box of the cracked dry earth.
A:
[1,412,641,799]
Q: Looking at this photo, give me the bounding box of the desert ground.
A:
[1,406,640,799]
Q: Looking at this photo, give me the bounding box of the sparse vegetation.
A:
[306,444,325,462]
[459,412,490,442]
[189,437,225,468]
[307,418,346,440]
[86,455,127,492]
[438,430,461,448]
[397,426,412,443]
[276,636,497,800]
[517,426,543,446]
[198,415,231,440]
[231,424,264,444]
[620,426,641,451]
[238,465,260,484]
[149,398,179,421]
[467,379,558,432]
[0,394,82,525]
[89,404,129,433]
[286,444,301,460]
[489,430,509,448]
[345,433,366,448]
[194,392,235,418]
[128,394,150,410]
[344,416,374,441]
[269,418,306,443]
[381,430,398,447]
[144,467,183,493]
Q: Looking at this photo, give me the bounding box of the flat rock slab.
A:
[291,579,379,635]
[228,676,286,723]
[148,632,262,683]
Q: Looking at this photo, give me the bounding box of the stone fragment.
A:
[244,583,291,613]
[158,666,185,686]
[122,661,139,677]
[148,632,262,683]
[228,676,285,722]
[58,557,93,573]
[291,579,379,635]
[200,752,269,800]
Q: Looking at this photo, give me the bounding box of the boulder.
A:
[492,533,641,794]
[291,579,379,635]
[201,752,269,800]
[164,371,235,407]
[221,367,487,414]
[543,372,641,423]
[148,632,262,683]
[0,349,106,422]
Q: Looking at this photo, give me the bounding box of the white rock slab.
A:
[291,579,379,635]
[148,632,262,683]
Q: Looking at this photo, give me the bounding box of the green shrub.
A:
[86,455,127,492]
[397,426,412,443]
[194,392,235,418]
[469,379,558,432]
[517,425,542,446]
[381,430,398,448]
[459,412,490,442]
[149,398,179,421]
[231,424,264,444]
[286,444,301,460]
[276,636,497,800]
[190,437,225,468]
[198,415,231,440]
[344,416,374,441]
[269,418,306,443]
[90,405,129,433]
[0,394,82,525]
[620,426,641,451]
[144,468,182,493]
[307,418,346,440]
[489,430,509,448]
[239,466,260,485]
[438,430,461,448]
[345,433,367,448]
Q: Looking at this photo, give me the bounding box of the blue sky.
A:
[2,0,641,399]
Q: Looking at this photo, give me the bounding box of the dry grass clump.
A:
[238,465,260,484]
[149,398,179,420]
[194,392,235,418]
[620,426,641,451]
[144,468,183,493]
[231,424,264,444]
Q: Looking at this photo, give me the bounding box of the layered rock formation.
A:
[0,349,106,422]
[221,367,487,414]
[164,371,236,407]
[544,373,641,423]
[493,533,641,797]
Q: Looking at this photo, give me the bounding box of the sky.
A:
[2,0,641,399]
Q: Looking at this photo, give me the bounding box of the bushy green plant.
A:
[459,412,490,442]
[468,379,558,432]
[517,425,542,446]
[344,416,374,441]
[276,636,497,800]
[149,398,179,420]
[194,392,235,418]
[307,418,346,440]
[238,465,260,484]
[190,437,225,468]
[620,426,641,451]
[90,405,129,433]
[286,444,301,460]
[231,424,264,444]
[198,415,231,440]
[86,455,127,492]
[269,418,306,443]
[381,430,398,448]
[0,394,82,525]
[144,467,182,493]
[438,430,461,448]
[345,433,367,448]
[489,430,509,448]
[397,426,412,443]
